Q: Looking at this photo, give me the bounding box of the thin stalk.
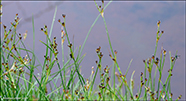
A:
[79,0,112,57]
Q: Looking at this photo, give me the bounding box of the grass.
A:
[0,0,182,100]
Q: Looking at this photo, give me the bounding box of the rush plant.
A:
[0,0,182,100]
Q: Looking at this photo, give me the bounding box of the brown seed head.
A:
[44,25,47,28]
[98,92,102,98]
[178,95,182,99]
[141,82,144,86]
[80,96,84,99]
[58,19,60,22]
[75,90,78,95]
[141,72,143,76]
[171,93,173,97]
[171,57,175,62]
[112,58,116,61]
[157,20,161,25]
[143,60,145,63]
[62,22,65,27]
[152,55,155,59]
[68,43,72,48]
[163,49,166,55]
[95,60,98,64]
[136,95,138,98]
[156,57,159,61]
[62,14,66,18]
[100,52,103,58]
[148,58,151,62]
[109,54,112,57]
[99,85,102,89]
[106,77,110,83]
[70,54,73,58]
[96,46,101,53]
[114,50,117,54]
[3,25,6,29]
[5,62,8,66]
[14,69,17,74]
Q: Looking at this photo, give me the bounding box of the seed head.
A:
[98,92,102,98]
[3,25,6,29]
[177,95,182,100]
[163,49,166,55]
[143,60,146,63]
[62,22,65,27]
[44,25,47,28]
[95,60,98,64]
[112,58,116,61]
[157,20,161,26]
[62,14,66,18]
[152,55,155,59]
[114,50,117,54]
[58,19,61,22]
[140,72,143,76]
[136,95,138,98]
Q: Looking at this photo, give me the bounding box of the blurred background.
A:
[1,1,185,100]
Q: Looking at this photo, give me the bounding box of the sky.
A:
[1,1,185,100]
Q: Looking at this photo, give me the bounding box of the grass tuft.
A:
[0,0,182,100]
